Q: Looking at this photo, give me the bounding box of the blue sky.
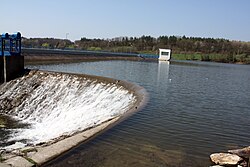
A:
[1,0,250,41]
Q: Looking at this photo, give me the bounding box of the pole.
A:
[1,38,3,56]
[1,38,4,82]
[3,56,6,83]
[2,39,7,82]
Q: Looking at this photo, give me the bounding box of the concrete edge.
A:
[0,70,148,167]
[28,117,120,165]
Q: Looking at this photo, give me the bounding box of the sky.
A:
[1,0,250,42]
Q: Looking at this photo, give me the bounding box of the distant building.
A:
[159,49,171,61]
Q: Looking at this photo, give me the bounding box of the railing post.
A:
[3,55,7,82]
[1,38,4,83]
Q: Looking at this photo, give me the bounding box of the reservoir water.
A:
[26,60,250,167]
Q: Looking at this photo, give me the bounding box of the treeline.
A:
[22,35,250,63]
[22,37,74,49]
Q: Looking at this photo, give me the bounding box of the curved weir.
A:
[0,70,145,151]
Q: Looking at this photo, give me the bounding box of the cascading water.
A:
[0,70,136,150]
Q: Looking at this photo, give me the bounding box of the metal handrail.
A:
[0,32,21,56]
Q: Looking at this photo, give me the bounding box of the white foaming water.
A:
[0,71,136,149]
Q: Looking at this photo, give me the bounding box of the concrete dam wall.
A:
[0,70,147,151]
[0,56,24,83]
[22,48,142,64]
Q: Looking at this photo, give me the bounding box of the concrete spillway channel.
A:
[0,70,148,167]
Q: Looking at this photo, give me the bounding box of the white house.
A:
[159,49,171,61]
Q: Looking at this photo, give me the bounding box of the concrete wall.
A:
[0,56,24,83]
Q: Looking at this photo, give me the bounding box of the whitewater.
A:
[0,70,136,150]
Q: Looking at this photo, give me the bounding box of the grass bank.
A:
[172,53,250,64]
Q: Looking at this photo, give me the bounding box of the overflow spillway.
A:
[0,70,145,151]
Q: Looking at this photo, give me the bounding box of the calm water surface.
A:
[27,60,250,167]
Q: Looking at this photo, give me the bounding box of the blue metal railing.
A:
[0,32,21,56]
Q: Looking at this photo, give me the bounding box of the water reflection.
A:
[157,61,170,88]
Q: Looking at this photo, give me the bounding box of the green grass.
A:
[172,53,202,60]
[235,54,250,64]
[172,53,250,64]
[87,47,102,51]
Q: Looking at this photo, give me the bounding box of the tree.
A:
[42,43,50,48]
